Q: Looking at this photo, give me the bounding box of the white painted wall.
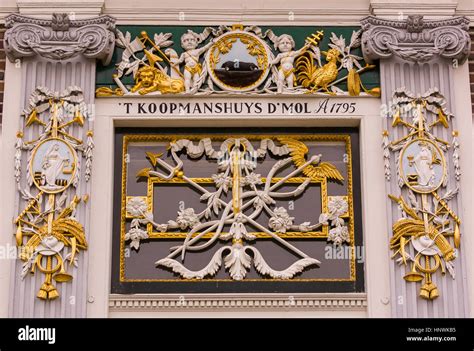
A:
[452,60,474,317]
[0,59,23,317]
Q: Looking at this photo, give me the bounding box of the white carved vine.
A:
[125,137,350,280]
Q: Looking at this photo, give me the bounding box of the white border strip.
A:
[109,293,367,311]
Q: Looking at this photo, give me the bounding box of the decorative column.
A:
[361,15,471,317]
[4,13,115,317]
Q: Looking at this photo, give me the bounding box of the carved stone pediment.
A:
[5,13,116,64]
[361,15,470,64]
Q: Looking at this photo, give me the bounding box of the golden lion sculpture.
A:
[131,65,185,95]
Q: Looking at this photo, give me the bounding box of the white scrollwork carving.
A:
[97,25,378,97]
[124,137,353,280]
[5,14,116,64]
[361,15,470,64]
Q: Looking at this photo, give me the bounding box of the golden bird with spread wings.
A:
[278,137,344,182]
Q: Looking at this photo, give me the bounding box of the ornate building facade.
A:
[0,0,473,318]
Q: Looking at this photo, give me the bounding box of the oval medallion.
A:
[399,138,446,194]
[30,138,78,194]
[206,31,270,92]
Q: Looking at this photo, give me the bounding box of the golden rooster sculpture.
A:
[296,48,341,94]
[278,138,344,182]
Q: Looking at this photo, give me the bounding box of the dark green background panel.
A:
[96,26,380,91]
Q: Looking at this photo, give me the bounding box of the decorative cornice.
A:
[369,1,459,18]
[109,293,367,311]
[5,13,114,28]
[361,15,471,64]
[16,0,104,17]
[4,13,116,64]
[0,9,369,26]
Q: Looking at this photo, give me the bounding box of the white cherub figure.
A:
[174,30,213,93]
[271,34,310,93]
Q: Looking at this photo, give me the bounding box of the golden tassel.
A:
[37,285,48,300]
[454,223,461,248]
[347,69,361,96]
[16,224,23,246]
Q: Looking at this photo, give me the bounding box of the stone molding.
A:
[16,0,105,18]
[361,15,471,64]
[109,293,367,311]
[4,13,116,64]
[369,1,459,18]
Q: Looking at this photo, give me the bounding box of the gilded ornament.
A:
[120,134,356,282]
[14,87,92,300]
[386,89,461,300]
[297,48,340,94]
[207,31,270,92]
[295,31,380,96]
[97,26,379,96]
[278,137,344,181]
[130,65,184,95]
[95,87,125,97]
